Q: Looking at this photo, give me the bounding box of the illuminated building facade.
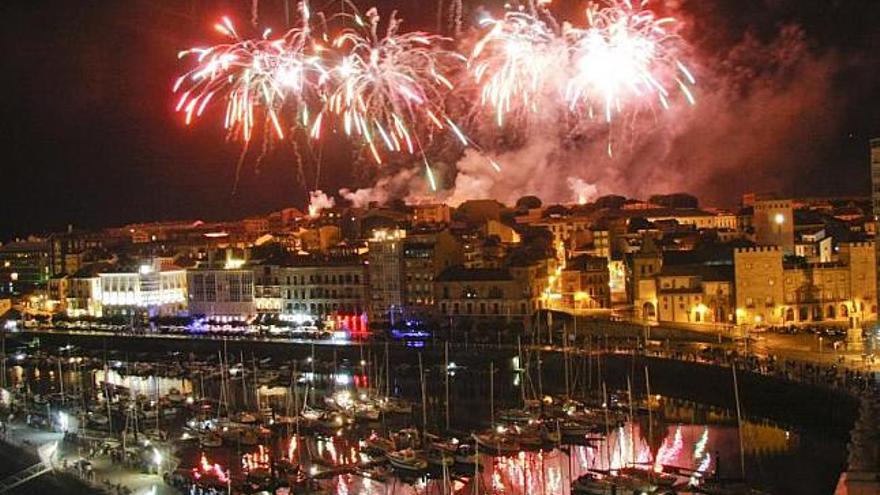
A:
[752,199,795,253]
[367,229,405,323]
[410,203,451,225]
[872,137,880,310]
[654,265,734,325]
[734,242,877,328]
[402,229,465,317]
[279,256,368,320]
[48,231,103,277]
[0,240,49,297]
[560,254,611,310]
[97,261,187,317]
[434,267,536,329]
[187,269,255,321]
[254,264,283,315]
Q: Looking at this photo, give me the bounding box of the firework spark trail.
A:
[324,7,465,165]
[469,8,566,128]
[175,0,698,196]
[565,0,696,123]
[174,2,328,144]
[469,0,695,131]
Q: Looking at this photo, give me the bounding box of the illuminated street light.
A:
[774,213,785,225]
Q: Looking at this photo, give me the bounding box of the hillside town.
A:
[2,192,875,343]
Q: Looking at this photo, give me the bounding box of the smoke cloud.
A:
[307,190,335,217]
[337,1,874,210]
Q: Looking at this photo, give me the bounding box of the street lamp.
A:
[774,213,785,225]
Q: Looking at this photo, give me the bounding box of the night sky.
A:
[1,0,878,240]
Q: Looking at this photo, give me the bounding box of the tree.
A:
[595,195,627,210]
[515,195,542,211]
[648,193,698,209]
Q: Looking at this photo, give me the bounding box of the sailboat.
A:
[387,448,429,472]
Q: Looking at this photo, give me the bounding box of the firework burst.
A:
[468,0,695,131]
[469,8,565,127]
[321,7,466,165]
[174,3,329,143]
[566,0,696,123]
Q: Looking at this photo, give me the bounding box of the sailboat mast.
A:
[732,362,746,478]
[419,352,427,438]
[445,341,450,432]
[644,365,653,455]
[385,341,390,398]
[518,336,526,407]
[489,361,495,427]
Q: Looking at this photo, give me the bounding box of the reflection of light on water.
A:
[481,424,723,495]
[193,453,228,483]
[654,425,683,471]
[242,445,271,473]
[288,436,298,461]
[94,369,192,398]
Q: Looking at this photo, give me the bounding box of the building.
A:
[97,260,188,318]
[47,275,69,313]
[734,242,877,329]
[434,267,536,330]
[411,204,451,225]
[66,269,105,317]
[485,220,521,244]
[254,263,284,316]
[752,199,794,253]
[872,137,880,308]
[733,246,784,326]
[795,228,833,263]
[48,231,104,277]
[403,230,464,317]
[632,238,663,319]
[654,265,734,326]
[0,240,49,297]
[534,216,591,249]
[187,265,256,321]
[367,229,406,323]
[279,255,368,324]
[299,225,342,252]
[560,254,611,310]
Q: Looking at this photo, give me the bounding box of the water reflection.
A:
[2,362,827,494]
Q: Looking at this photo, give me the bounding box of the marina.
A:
[0,335,851,494]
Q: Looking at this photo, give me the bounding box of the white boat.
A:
[559,421,594,437]
[498,408,537,423]
[237,411,258,424]
[364,436,396,456]
[387,449,428,472]
[472,432,520,455]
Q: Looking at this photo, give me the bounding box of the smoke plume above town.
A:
[337,0,865,209]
